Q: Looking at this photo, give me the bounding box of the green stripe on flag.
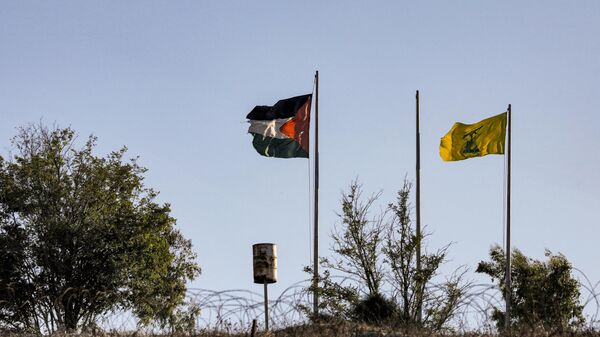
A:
[251,133,308,158]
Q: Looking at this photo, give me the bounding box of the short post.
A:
[250,319,257,337]
[253,243,277,332]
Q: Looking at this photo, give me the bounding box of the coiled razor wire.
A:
[189,281,309,332]
[100,271,600,333]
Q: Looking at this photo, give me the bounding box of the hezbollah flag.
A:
[440,112,507,161]
[246,94,312,158]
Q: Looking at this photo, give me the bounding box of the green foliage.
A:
[0,125,200,333]
[305,179,467,331]
[476,245,584,332]
[299,266,359,322]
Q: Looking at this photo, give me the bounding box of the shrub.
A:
[352,293,397,324]
[476,246,584,332]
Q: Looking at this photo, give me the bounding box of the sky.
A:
[1,0,599,308]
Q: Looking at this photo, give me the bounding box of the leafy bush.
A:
[300,266,359,321]
[351,293,397,324]
[476,246,584,332]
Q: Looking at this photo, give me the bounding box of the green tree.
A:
[0,125,200,333]
[476,246,584,332]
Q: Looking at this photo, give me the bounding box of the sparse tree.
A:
[383,179,466,330]
[326,180,385,297]
[0,124,200,333]
[306,179,467,329]
[302,181,384,321]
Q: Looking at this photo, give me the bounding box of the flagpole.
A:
[505,103,512,331]
[313,70,320,318]
[415,90,422,323]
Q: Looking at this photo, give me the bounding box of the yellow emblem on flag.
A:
[440,112,507,161]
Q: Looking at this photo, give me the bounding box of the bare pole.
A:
[505,104,512,331]
[264,280,269,331]
[313,70,320,318]
[415,90,422,323]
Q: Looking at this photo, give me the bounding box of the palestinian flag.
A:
[246,94,312,158]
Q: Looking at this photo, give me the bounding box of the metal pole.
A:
[264,280,269,331]
[415,90,422,323]
[505,104,512,331]
[313,70,320,318]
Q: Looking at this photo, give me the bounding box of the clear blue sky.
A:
[1,1,599,301]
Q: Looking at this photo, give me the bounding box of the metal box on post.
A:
[252,243,277,284]
[252,243,277,331]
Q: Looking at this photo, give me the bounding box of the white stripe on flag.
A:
[248,118,292,139]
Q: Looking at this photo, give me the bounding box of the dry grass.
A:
[3,323,600,337]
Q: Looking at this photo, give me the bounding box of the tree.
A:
[383,180,466,330]
[306,179,467,329]
[476,246,584,332]
[0,125,200,333]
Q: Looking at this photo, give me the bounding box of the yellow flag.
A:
[440,112,507,161]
